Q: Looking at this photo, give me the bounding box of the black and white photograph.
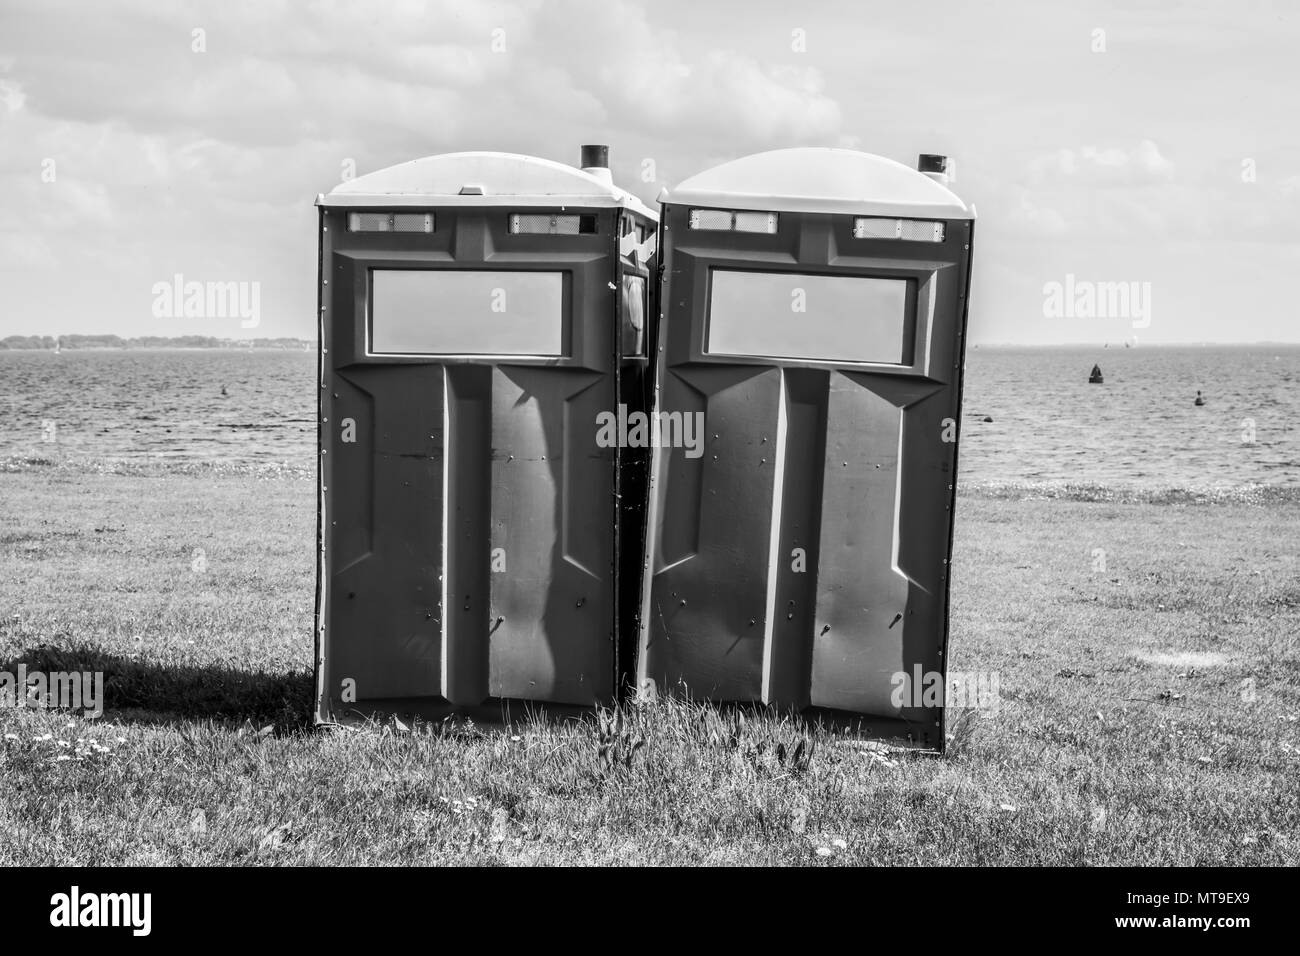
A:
[0,0,1293,931]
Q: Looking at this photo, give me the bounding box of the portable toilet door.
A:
[314,147,658,722]
[637,149,975,750]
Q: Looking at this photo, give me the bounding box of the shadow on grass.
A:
[1,643,313,729]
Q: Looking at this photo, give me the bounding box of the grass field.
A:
[1,461,1297,865]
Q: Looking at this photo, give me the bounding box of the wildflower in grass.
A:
[831,838,847,850]
[490,808,510,844]
[815,846,833,857]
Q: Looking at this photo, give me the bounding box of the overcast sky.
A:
[1,0,1297,344]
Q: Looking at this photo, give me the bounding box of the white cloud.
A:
[1004,189,1068,238]
[1030,139,1174,186]
[0,77,25,112]
[0,0,853,338]
[1,0,1298,342]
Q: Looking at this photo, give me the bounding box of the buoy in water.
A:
[1194,390,1206,406]
[1088,364,1104,384]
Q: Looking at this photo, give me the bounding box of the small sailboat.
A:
[1088,363,1104,384]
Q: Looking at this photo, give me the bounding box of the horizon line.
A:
[5,334,1300,349]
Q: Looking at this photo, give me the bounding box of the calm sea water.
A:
[1,346,1296,488]
[0,350,318,467]
[959,345,1299,488]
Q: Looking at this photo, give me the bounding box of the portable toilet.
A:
[637,148,975,750]
[314,147,658,722]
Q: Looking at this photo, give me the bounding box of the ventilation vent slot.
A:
[347,212,434,233]
[688,209,778,233]
[853,217,945,242]
[509,214,597,235]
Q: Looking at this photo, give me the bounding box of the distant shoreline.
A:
[4,340,1299,352]
[0,346,314,351]
[1,338,313,351]
[972,342,1300,348]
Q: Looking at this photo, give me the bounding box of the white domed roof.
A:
[319,151,656,218]
[665,148,972,220]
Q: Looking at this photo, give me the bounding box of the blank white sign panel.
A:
[371,270,564,355]
[707,270,910,364]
